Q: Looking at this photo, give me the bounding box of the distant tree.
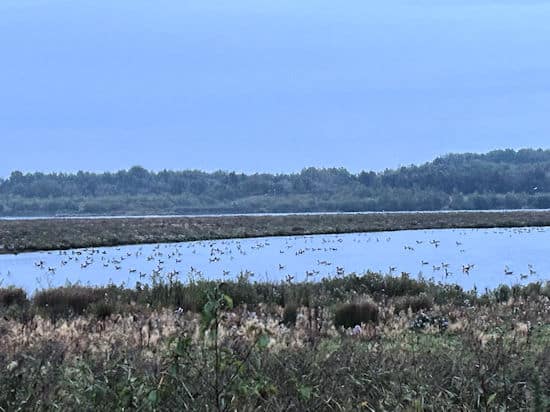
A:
[1,149,550,216]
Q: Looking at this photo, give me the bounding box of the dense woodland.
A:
[2,149,550,216]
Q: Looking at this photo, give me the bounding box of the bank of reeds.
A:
[0,273,549,411]
[3,210,550,254]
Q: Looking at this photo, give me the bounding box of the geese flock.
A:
[0,226,547,292]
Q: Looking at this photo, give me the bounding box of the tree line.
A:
[1,148,550,216]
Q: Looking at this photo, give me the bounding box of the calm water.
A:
[0,227,549,294]
[2,209,549,220]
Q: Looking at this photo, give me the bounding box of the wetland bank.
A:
[1,212,549,409]
[3,209,550,254]
[4,0,550,406]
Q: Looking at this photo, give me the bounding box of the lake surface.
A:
[1,227,549,294]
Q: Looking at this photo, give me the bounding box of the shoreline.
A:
[2,210,550,254]
[3,208,550,220]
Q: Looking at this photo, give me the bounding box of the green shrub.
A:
[382,273,426,296]
[495,285,511,302]
[90,302,115,320]
[511,285,523,300]
[282,303,298,327]
[522,282,542,298]
[394,294,433,314]
[334,301,379,329]
[0,287,27,307]
[33,286,104,320]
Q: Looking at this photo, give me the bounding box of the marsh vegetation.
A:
[3,210,550,254]
[0,272,549,411]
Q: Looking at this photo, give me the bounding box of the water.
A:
[2,209,549,220]
[0,227,549,294]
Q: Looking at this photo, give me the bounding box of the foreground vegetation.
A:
[1,273,549,411]
[2,149,550,216]
[3,210,550,254]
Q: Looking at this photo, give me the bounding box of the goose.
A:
[462,264,472,274]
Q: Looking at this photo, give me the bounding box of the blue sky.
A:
[1,0,550,176]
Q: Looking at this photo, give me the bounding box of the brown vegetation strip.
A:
[2,210,550,254]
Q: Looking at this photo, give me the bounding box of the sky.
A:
[1,0,550,177]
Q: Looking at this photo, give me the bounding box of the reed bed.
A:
[0,274,549,411]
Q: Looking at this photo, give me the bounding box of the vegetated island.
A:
[3,209,550,254]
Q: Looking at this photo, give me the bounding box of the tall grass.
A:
[0,274,548,410]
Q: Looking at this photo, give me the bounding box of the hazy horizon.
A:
[2,1,550,177]
[0,147,548,179]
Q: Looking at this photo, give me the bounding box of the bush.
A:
[511,285,523,300]
[495,285,511,302]
[394,294,433,314]
[382,273,426,296]
[334,301,379,329]
[282,304,298,327]
[522,282,542,298]
[33,286,105,320]
[0,287,27,307]
[90,302,115,320]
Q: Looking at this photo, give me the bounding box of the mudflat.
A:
[2,210,550,254]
